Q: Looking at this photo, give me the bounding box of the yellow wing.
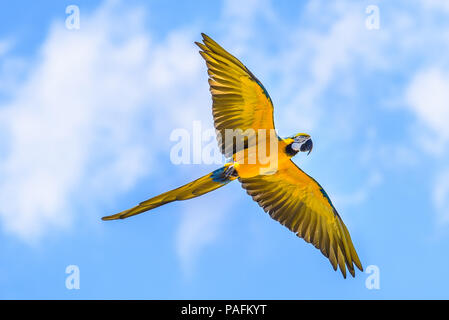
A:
[102,166,236,220]
[239,160,363,278]
[196,33,276,157]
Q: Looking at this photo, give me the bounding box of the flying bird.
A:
[102,33,363,278]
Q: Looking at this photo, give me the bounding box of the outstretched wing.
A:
[102,166,236,220]
[239,160,363,278]
[196,33,276,157]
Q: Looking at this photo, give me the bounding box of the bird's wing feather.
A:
[239,160,363,277]
[102,166,235,220]
[196,33,276,157]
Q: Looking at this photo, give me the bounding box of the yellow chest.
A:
[232,137,293,178]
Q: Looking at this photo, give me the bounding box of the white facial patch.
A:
[292,135,310,152]
[291,142,301,151]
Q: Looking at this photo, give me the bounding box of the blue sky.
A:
[1,0,449,299]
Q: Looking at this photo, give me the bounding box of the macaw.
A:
[102,33,363,278]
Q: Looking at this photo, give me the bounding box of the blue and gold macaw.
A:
[103,34,363,278]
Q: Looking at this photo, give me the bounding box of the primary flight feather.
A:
[102,33,363,278]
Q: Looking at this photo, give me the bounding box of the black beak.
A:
[300,138,313,155]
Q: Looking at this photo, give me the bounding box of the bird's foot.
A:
[224,163,239,179]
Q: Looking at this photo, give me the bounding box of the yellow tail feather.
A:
[102,165,237,221]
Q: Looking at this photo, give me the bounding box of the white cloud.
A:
[420,0,449,12]
[333,171,383,209]
[0,1,207,242]
[359,127,420,169]
[220,0,275,51]
[405,68,449,154]
[264,3,388,137]
[175,197,232,277]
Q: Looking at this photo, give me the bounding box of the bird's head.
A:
[288,133,313,155]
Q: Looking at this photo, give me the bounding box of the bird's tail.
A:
[102,163,238,221]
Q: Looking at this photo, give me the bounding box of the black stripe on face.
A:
[285,143,298,156]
